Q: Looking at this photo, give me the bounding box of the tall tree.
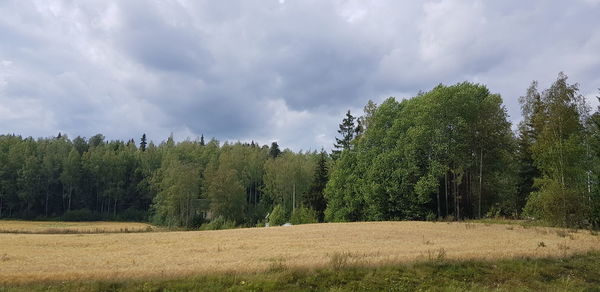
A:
[304,150,328,221]
[140,134,147,152]
[332,110,357,160]
[269,142,281,158]
[524,73,589,227]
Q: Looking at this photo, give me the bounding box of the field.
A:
[0,220,156,234]
[1,221,599,287]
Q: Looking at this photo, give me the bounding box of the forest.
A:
[0,73,599,229]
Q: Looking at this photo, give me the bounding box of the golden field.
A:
[0,220,156,234]
[0,221,598,284]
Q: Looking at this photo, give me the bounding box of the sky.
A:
[1,0,599,151]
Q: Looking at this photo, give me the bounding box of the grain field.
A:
[0,221,598,284]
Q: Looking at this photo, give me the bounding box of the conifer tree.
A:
[269,142,281,158]
[140,134,147,152]
[304,150,328,221]
[332,110,357,160]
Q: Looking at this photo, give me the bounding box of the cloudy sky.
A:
[1,1,599,151]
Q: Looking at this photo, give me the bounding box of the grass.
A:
[0,220,158,234]
[0,221,598,285]
[2,251,600,291]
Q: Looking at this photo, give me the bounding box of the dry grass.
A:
[0,221,598,284]
[0,220,156,234]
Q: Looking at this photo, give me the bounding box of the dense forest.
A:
[0,73,599,228]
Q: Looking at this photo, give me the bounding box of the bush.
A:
[199,216,236,230]
[425,212,437,222]
[524,179,589,228]
[269,204,288,226]
[61,209,100,221]
[290,207,318,225]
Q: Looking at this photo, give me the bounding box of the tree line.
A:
[0,72,598,228]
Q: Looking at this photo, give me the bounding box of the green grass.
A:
[2,252,600,291]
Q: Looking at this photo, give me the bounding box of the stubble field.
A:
[0,221,598,285]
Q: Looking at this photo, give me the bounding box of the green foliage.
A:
[325,82,516,222]
[269,204,287,226]
[151,157,201,228]
[290,206,318,225]
[199,216,236,230]
[521,73,591,227]
[332,110,358,160]
[262,151,315,214]
[304,150,328,221]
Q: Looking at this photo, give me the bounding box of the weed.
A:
[558,243,570,257]
[555,230,575,239]
[268,259,288,272]
[426,248,447,262]
[329,251,352,269]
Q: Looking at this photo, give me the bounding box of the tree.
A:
[332,110,357,160]
[151,157,201,227]
[60,149,81,211]
[140,134,147,152]
[524,73,589,227]
[263,151,314,214]
[304,150,328,221]
[269,142,281,158]
[89,134,105,148]
[205,166,246,223]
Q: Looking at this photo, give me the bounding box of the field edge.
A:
[2,251,600,291]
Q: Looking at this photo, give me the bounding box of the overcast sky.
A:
[1,1,599,151]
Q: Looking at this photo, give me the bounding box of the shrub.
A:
[61,209,100,221]
[269,204,288,226]
[199,216,236,231]
[290,207,318,225]
[425,212,437,222]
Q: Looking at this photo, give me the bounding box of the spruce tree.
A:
[269,142,281,158]
[332,110,357,160]
[140,134,147,152]
[304,150,328,221]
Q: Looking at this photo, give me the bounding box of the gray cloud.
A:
[1,0,599,150]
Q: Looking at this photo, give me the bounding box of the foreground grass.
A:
[2,252,600,291]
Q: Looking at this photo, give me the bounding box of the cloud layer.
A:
[1,0,599,150]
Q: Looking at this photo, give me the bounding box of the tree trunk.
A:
[445,172,448,218]
[68,188,72,211]
[45,185,49,217]
[479,150,483,219]
[437,188,441,219]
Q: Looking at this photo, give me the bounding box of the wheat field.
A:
[0,220,156,234]
[0,221,598,284]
